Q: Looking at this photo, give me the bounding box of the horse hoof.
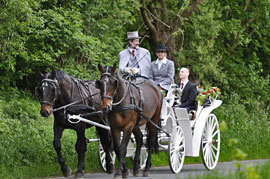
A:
[143,170,150,177]
[133,169,141,177]
[106,163,114,174]
[122,170,129,178]
[114,174,122,179]
[62,166,72,177]
[74,171,84,179]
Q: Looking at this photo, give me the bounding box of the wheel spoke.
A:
[211,130,218,138]
[203,144,207,154]
[211,122,217,135]
[211,144,218,151]
[211,147,216,161]
[209,148,214,166]
[205,150,209,166]
[202,140,208,144]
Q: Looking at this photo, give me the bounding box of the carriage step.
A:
[86,138,99,143]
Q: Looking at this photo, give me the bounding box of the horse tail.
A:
[154,87,164,153]
[153,129,159,154]
[145,125,159,154]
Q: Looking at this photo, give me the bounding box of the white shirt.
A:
[155,57,167,70]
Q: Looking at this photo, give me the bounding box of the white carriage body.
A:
[160,84,222,157]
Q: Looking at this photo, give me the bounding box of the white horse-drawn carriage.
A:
[93,83,222,173]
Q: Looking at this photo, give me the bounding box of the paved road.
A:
[51,159,269,179]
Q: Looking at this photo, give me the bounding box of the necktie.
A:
[181,82,184,89]
[132,50,135,56]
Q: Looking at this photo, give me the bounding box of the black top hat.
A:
[156,44,168,52]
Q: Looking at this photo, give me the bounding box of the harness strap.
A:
[109,104,169,137]
[74,79,86,106]
[140,113,170,137]
[41,101,54,106]
[110,104,138,113]
[53,92,99,112]
[112,82,130,106]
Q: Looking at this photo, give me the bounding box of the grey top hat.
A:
[126,31,141,40]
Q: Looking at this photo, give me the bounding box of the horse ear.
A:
[51,69,56,79]
[35,87,41,97]
[98,64,103,72]
[114,80,118,89]
[40,72,44,78]
[95,80,101,89]
[112,63,117,72]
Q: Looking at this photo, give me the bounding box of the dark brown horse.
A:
[35,70,113,178]
[95,64,162,178]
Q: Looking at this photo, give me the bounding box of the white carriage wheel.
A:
[140,147,148,169]
[201,113,220,170]
[168,125,185,173]
[131,147,148,169]
[97,139,116,172]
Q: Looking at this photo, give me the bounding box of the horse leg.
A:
[132,126,143,176]
[97,127,114,174]
[74,128,87,179]
[112,128,131,178]
[53,122,72,177]
[143,124,159,177]
[111,128,121,178]
[120,128,133,178]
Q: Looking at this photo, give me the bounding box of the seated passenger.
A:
[176,67,197,112]
[149,44,175,91]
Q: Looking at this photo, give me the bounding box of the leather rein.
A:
[39,78,98,113]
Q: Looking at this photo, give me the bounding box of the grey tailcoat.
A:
[149,59,175,90]
[119,47,151,78]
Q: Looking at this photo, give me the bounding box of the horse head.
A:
[95,63,118,112]
[35,70,60,117]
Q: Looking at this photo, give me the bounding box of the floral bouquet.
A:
[196,86,221,106]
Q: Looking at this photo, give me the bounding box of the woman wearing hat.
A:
[149,44,175,91]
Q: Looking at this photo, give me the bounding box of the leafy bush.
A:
[0,87,100,178]
[215,93,270,161]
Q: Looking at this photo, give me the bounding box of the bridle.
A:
[40,78,59,107]
[100,67,129,107]
[100,68,118,101]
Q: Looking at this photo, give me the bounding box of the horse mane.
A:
[53,70,94,85]
[55,70,68,81]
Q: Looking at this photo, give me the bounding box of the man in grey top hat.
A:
[119,31,151,79]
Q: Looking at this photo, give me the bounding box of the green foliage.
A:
[215,93,270,161]
[0,0,138,87]
[0,88,100,178]
[197,162,270,179]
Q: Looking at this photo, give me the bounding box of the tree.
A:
[139,0,205,58]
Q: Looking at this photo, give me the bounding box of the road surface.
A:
[50,159,269,179]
